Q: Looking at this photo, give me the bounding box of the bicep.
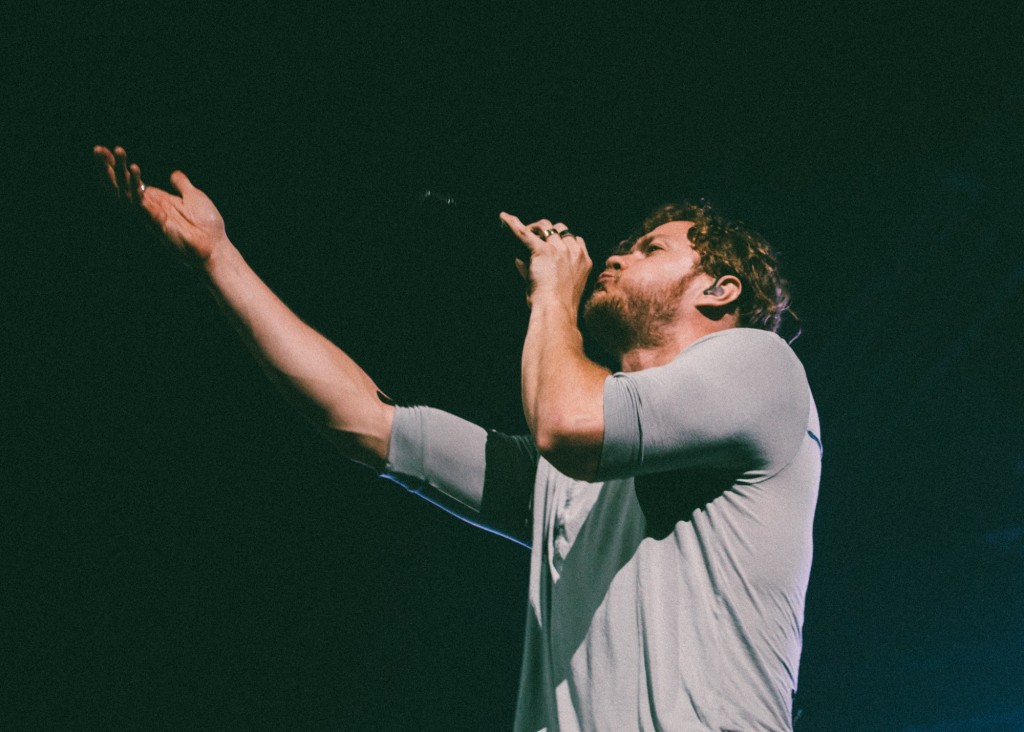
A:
[597,331,810,481]
[382,406,537,546]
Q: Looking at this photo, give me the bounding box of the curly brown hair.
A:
[634,200,793,334]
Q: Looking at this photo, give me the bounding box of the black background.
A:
[4,2,1023,730]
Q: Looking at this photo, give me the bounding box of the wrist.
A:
[527,293,585,351]
[529,286,580,316]
[198,237,239,280]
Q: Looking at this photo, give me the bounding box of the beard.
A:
[582,272,697,357]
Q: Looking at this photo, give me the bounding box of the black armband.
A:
[480,432,538,546]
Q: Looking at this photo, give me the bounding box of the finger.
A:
[514,258,529,280]
[137,185,173,234]
[552,222,573,239]
[168,170,195,197]
[580,238,591,267]
[500,212,544,250]
[499,211,524,231]
[114,147,131,197]
[527,219,558,240]
[92,145,115,165]
[129,163,144,205]
[557,226,587,258]
[92,146,118,195]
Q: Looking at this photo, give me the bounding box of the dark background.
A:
[4,2,1023,730]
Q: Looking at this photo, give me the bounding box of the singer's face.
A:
[583,221,707,352]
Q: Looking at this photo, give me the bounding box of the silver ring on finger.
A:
[558,230,575,238]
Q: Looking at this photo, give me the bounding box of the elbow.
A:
[324,403,395,468]
[534,420,602,482]
[533,422,571,461]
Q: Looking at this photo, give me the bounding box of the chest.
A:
[537,466,646,581]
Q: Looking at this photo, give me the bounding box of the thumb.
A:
[168,170,197,197]
[514,257,529,281]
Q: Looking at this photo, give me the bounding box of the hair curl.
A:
[636,200,792,334]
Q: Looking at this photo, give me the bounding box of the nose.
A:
[604,252,627,270]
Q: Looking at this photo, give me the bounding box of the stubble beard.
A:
[582,273,698,357]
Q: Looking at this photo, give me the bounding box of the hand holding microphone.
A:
[499,212,592,309]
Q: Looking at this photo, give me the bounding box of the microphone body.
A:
[413,188,530,260]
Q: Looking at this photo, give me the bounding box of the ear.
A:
[697,274,742,308]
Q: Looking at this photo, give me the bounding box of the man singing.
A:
[95,145,821,731]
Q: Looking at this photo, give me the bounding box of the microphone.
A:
[412,188,531,260]
[415,189,458,208]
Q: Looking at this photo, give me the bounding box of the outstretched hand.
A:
[93,145,229,268]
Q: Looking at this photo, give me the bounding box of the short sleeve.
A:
[382,406,537,547]
[384,406,490,510]
[597,329,811,482]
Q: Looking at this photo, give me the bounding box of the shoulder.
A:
[680,327,797,362]
[681,328,803,383]
[599,328,812,478]
[606,328,810,418]
[616,328,805,389]
[648,328,811,433]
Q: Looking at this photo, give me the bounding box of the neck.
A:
[617,318,736,373]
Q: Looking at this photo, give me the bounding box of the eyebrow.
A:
[613,234,672,255]
[613,237,636,255]
[635,235,671,251]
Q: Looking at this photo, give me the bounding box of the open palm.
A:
[94,145,228,266]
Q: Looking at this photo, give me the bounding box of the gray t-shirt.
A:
[383,328,821,731]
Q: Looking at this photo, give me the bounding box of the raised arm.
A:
[93,146,393,467]
[500,212,609,480]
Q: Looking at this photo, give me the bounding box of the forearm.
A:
[521,296,608,479]
[200,241,393,465]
